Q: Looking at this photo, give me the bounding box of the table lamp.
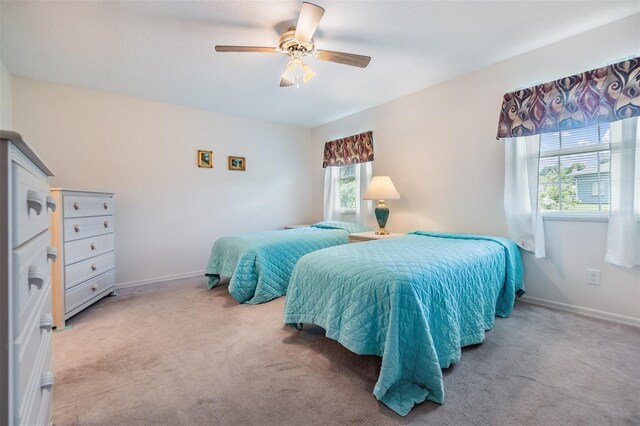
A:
[363,176,400,235]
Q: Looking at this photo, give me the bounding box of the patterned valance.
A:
[322,131,374,168]
[497,57,640,139]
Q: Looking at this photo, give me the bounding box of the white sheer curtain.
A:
[355,162,374,226]
[504,135,545,258]
[605,117,640,268]
[323,162,373,225]
[323,166,341,222]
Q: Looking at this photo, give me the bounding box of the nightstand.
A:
[284,224,311,229]
[349,231,403,243]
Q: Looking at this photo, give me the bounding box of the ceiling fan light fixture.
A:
[281,58,315,87]
[302,63,315,83]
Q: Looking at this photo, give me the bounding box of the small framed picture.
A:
[198,150,213,168]
[228,156,246,171]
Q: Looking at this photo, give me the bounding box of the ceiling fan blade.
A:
[315,50,371,68]
[294,2,325,43]
[280,77,294,88]
[215,46,277,53]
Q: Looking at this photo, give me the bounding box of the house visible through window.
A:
[339,165,356,214]
[591,181,605,196]
[538,123,610,213]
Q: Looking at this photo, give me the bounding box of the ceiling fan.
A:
[215,2,371,88]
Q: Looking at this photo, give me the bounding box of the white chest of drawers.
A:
[1,131,56,426]
[50,189,115,329]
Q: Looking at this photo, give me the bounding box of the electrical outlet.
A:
[587,268,601,286]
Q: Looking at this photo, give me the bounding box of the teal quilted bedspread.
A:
[283,231,524,415]
[205,222,368,304]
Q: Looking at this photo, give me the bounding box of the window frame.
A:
[538,125,611,221]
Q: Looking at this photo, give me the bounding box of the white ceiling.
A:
[1,1,639,128]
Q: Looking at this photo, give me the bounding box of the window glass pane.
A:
[538,156,563,211]
[600,122,610,145]
[340,164,355,178]
[559,123,608,150]
[538,124,610,213]
[540,131,560,153]
[571,150,609,212]
[339,165,356,212]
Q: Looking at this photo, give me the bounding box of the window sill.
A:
[542,213,609,222]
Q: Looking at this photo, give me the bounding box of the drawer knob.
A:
[40,313,53,331]
[73,202,80,210]
[47,246,58,262]
[91,283,99,291]
[46,195,57,212]
[90,243,97,251]
[40,372,54,389]
[26,190,43,215]
[28,265,45,289]
[103,221,109,228]
[103,202,109,210]
[74,224,80,233]
[91,264,97,271]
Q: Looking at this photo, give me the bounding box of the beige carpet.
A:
[52,276,640,425]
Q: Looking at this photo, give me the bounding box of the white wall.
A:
[13,78,312,286]
[311,14,640,324]
[0,0,11,130]
[0,60,12,130]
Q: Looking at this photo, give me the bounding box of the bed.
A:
[205,221,370,304]
[283,231,524,416]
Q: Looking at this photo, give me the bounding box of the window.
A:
[324,162,372,222]
[538,123,610,213]
[339,165,356,214]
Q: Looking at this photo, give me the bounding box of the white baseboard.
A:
[519,295,640,327]
[114,274,640,327]
[116,270,204,290]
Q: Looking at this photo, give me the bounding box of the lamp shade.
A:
[363,176,400,200]
[281,58,316,85]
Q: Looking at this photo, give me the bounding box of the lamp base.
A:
[374,200,390,235]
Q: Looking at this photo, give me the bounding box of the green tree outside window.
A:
[539,164,583,211]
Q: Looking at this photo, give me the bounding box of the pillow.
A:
[311,221,371,234]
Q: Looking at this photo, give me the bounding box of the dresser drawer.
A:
[64,216,114,242]
[64,233,115,265]
[18,330,52,426]
[12,162,53,248]
[63,194,113,218]
[65,269,115,314]
[12,231,55,335]
[65,251,115,290]
[15,284,52,414]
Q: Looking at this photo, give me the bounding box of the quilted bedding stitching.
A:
[283,232,524,415]
[205,227,350,304]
